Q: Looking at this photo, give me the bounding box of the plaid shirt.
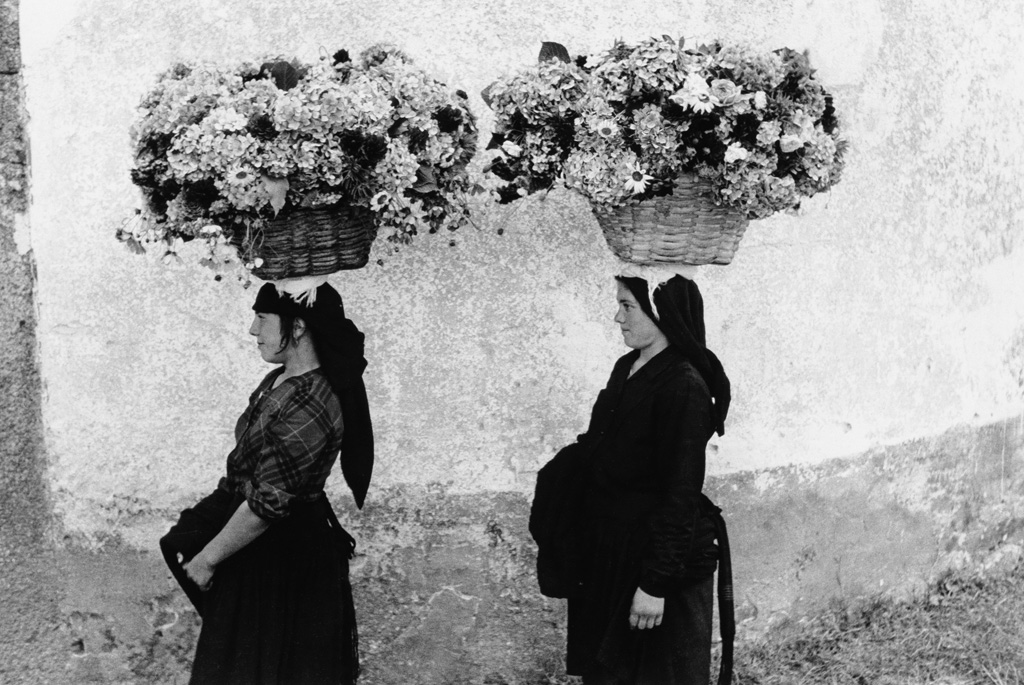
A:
[218,368,344,520]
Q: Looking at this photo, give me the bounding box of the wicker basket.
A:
[596,174,749,266]
[237,203,378,280]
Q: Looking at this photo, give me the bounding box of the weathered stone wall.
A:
[0,1,68,681]
[9,0,1024,682]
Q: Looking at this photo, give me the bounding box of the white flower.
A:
[709,79,741,105]
[753,91,767,109]
[369,190,389,211]
[203,107,248,132]
[724,143,749,163]
[779,135,804,153]
[595,119,619,138]
[788,110,817,140]
[199,224,222,235]
[669,74,719,114]
[226,165,256,186]
[501,140,523,157]
[623,164,654,194]
[757,121,782,146]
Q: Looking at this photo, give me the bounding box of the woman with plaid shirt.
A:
[160,279,373,685]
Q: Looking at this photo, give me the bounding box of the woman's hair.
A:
[616,275,731,436]
[274,313,298,353]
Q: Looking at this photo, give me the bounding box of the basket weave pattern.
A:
[240,204,378,279]
[596,175,749,266]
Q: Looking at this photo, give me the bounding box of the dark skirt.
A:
[160,489,359,685]
[567,525,713,685]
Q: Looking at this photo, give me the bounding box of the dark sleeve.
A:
[242,381,341,521]
[637,368,713,597]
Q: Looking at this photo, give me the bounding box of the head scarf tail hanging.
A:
[618,275,731,436]
[253,282,374,508]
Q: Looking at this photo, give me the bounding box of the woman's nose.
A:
[613,307,624,323]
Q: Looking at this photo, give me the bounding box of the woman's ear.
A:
[293,317,308,340]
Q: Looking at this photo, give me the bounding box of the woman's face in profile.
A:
[614,283,662,351]
[249,312,288,364]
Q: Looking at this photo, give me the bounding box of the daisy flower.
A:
[595,119,619,138]
[226,165,256,185]
[623,164,653,194]
[369,190,389,211]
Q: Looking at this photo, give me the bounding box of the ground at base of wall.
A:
[731,556,1024,685]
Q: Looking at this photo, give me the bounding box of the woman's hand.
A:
[629,587,665,630]
[183,551,216,591]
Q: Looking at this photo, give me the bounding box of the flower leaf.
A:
[124,236,147,255]
[260,60,301,91]
[486,132,506,150]
[481,82,496,109]
[261,174,290,215]
[411,166,439,194]
[538,42,571,64]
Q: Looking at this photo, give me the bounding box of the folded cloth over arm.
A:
[530,442,589,599]
[159,488,237,615]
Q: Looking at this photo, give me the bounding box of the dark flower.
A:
[183,179,219,209]
[130,168,154,188]
[551,113,576,159]
[821,94,838,135]
[455,89,468,100]
[406,128,429,154]
[337,130,389,167]
[166,63,192,80]
[660,99,687,122]
[731,112,761,147]
[247,113,278,141]
[508,110,529,135]
[608,41,632,61]
[528,174,554,193]
[774,148,803,178]
[332,49,350,65]
[574,55,588,69]
[139,132,174,158]
[433,106,463,134]
[496,185,522,204]
[483,157,518,183]
[145,178,180,216]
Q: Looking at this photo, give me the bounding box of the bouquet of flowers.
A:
[483,37,845,223]
[122,44,478,274]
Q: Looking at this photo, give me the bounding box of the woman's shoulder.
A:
[263,368,336,412]
[659,351,711,396]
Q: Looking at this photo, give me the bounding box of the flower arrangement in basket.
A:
[122,44,478,278]
[483,37,846,265]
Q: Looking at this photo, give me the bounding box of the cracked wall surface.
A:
[0,1,68,681]
[8,0,1024,682]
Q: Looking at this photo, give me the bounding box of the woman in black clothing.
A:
[564,274,731,684]
[160,280,373,685]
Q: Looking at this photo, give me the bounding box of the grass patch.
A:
[734,564,1024,684]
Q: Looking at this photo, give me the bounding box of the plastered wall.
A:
[23,0,1024,546]
[8,0,1024,682]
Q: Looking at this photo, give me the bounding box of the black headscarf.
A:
[617,275,731,436]
[253,282,374,508]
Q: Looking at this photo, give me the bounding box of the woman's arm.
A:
[183,501,270,590]
[636,368,713,597]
